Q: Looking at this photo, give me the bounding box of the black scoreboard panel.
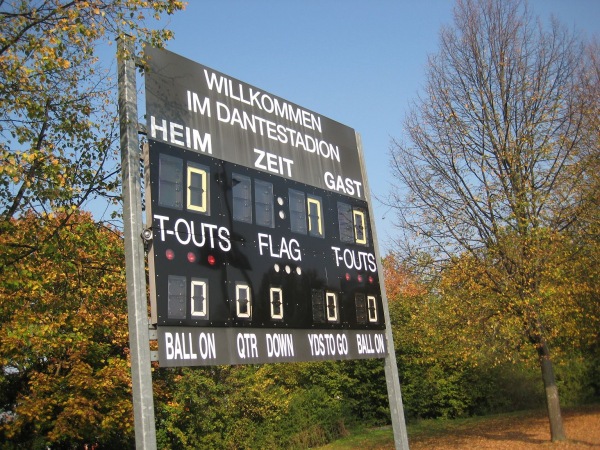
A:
[148,140,383,331]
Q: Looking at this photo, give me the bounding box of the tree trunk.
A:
[537,339,567,442]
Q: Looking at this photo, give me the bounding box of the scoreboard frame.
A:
[144,47,387,366]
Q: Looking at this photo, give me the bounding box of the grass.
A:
[318,404,600,449]
[316,424,395,449]
[317,409,549,449]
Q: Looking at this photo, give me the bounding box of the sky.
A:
[146,0,600,254]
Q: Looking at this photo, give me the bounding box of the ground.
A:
[409,405,600,449]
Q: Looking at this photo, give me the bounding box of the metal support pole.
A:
[356,133,410,450]
[117,37,157,450]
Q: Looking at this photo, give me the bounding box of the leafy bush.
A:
[155,363,354,449]
[555,354,600,406]
[282,386,348,449]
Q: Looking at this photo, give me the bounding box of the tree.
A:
[0,0,184,270]
[387,0,596,441]
[575,40,600,234]
[0,212,132,448]
[0,2,185,447]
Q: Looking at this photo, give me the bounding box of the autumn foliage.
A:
[0,1,598,448]
[1,2,183,444]
[0,212,133,447]
[382,254,427,300]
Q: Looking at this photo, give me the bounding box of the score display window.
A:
[158,154,182,209]
[338,202,368,246]
[288,189,308,234]
[287,189,324,238]
[307,195,324,238]
[158,153,209,215]
[236,283,252,319]
[367,295,378,323]
[311,290,340,324]
[167,275,186,319]
[254,179,275,228]
[149,144,384,331]
[232,173,252,223]
[270,287,284,320]
[187,164,209,214]
[191,279,208,318]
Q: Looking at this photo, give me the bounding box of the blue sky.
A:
[152,0,599,254]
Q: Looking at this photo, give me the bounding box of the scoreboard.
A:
[144,47,386,366]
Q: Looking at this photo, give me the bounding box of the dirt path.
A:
[409,405,600,449]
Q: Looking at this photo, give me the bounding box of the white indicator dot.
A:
[279,210,286,219]
[277,197,284,206]
[274,264,280,273]
[296,267,302,275]
[285,265,291,274]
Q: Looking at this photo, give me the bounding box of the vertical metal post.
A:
[356,133,410,450]
[118,38,157,450]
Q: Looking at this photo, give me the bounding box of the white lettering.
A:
[170,122,184,146]
[212,102,338,162]
[154,214,231,252]
[165,332,174,359]
[150,116,212,154]
[150,116,167,142]
[218,227,232,252]
[375,334,385,353]
[331,246,377,273]
[307,333,343,357]
[173,332,195,359]
[198,333,216,359]
[253,148,294,177]
[187,90,211,116]
[188,333,198,359]
[308,333,325,356]
[325,334,335,354]
[205,70,322,132]
[336,334,348,355]
[254,147,266,169]
[174,218,191,245]
[203,223,217,249]
[236,333,258,359]
[324,171,363,198]
[357,334,375,355]
[258,233,301,261]
[266,333,295,358]
[155,215,170,241]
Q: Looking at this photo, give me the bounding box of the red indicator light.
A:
[187,252,196,263]
[207,255,216,266]
[357,274,363,283]
[165,249,175,261]
[345,273,351,281]
[368,276,374,284]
